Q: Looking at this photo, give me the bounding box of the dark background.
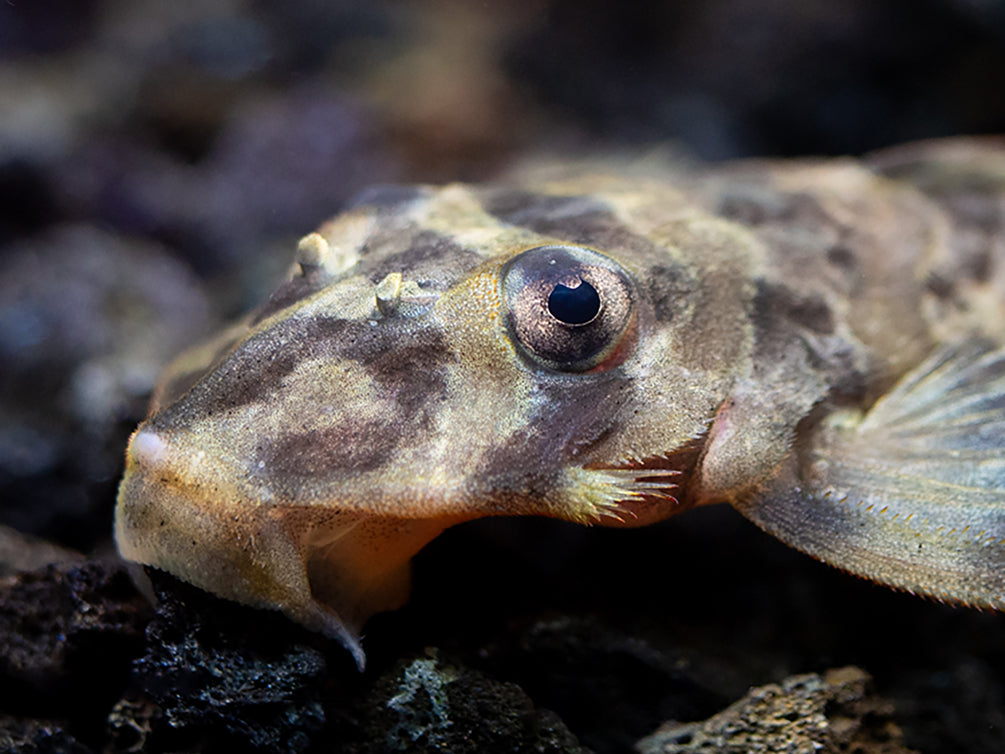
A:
[1,1,1004,752]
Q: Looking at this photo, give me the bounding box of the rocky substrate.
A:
[1,510,1002,753]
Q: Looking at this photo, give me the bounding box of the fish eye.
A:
[548,279,601,325]
[501,245,637,372]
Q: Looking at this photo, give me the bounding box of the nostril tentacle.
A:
[129,429,169,469]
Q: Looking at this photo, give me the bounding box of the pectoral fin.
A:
[733,339,1005,608]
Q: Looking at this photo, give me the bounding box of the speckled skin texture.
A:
[115,139,1005,668]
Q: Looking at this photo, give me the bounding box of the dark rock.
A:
[0,0,100,58]
[0,560,150,721]
[0,715,93,754]
[0,525,82,578]
[0,160,59,243]
[482,616,728,754]
[636,666,914,754]
[128,573,330,753]
[339,651,588,754]
[504,0,1005,158]
[892,660,1005,754]
[105,696,163,754]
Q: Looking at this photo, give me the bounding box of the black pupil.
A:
[548,279,601,325]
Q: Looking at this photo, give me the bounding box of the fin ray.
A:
[733,339,1005,608]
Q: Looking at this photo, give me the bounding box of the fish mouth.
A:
[115,427,460,669]
[115,442,325,623]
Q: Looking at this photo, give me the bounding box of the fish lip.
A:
[114,461,369,665]
[114,464,269,596]
[113,452,458,672]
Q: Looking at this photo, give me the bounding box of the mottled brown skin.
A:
[116,138,1005,669]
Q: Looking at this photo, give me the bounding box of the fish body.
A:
[115,139,1005,668]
